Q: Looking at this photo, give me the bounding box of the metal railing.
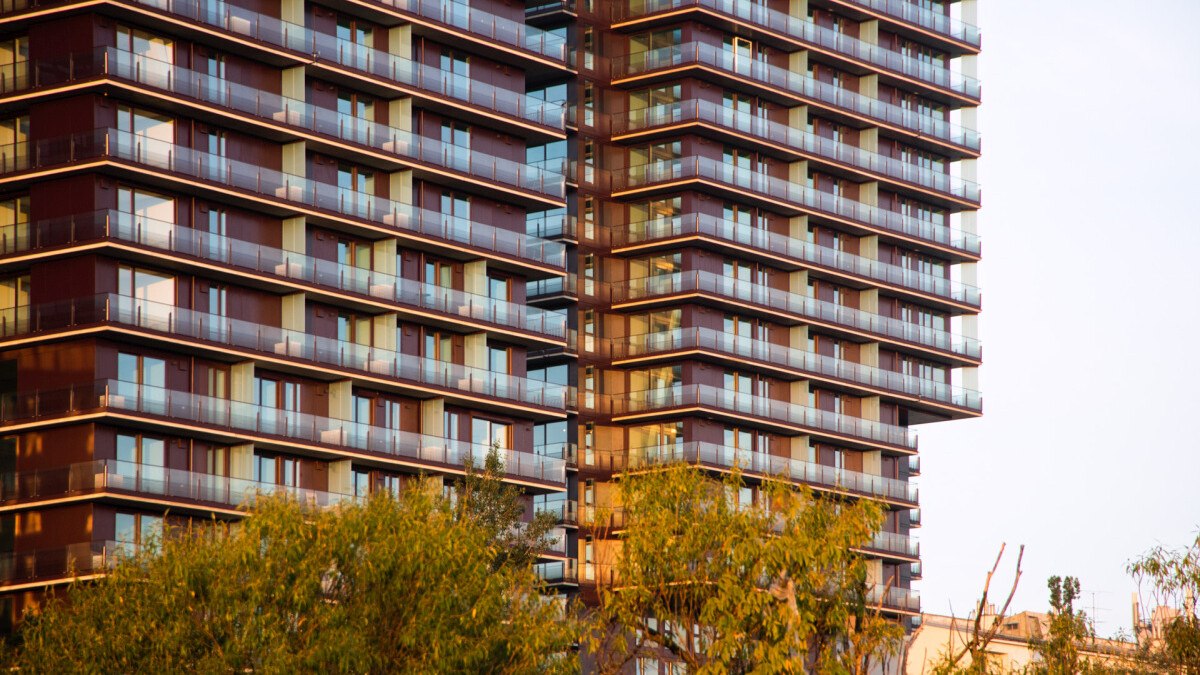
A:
[616,386,917,448]
[0,380,568,484]
[613,328,981,410]
[837,0,980,47]
[611,41,980,151]
[615,0,980,97]
[0,540,126,585]
[625,441,918,503]
[0,129,566,266]
[0,295,569,410]
[615,156,979,255]
[613,271,981,359]
[616,213,980,304]
[0,210,568,340]
[614,99,978,202]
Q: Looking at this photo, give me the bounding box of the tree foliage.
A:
[1027,575,1094,674]
[586,464,903,674]
[1128,532,1200,673]
[6,485,578,673]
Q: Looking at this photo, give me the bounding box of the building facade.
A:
[0,0,980,652]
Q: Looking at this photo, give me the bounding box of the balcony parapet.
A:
[611,42,980,152]
[832,0,980,48]
[613,100,979,204]
[0,380,569,485]
[614,157,979,256]
[612,271,981,361]
[0,210,569,339]
[613,385,917,449]
[0,129,566,268]
[615,213,980,303]
[0,294,569,412]
[613,0,980,99]
[613,328,981,411]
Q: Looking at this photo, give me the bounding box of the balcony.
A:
[612,328,981,412]
[613,100,979,205]
[0,540,124,587]
[614,385,917,450]
[869,585,920,613]
[533,496,578,525]
[534,560,578,584]
[833,0,981,48]
[611,42,980,153]
[614,0,981,100]
[0,379,568,486]
[626,441,917,504]
[0,294,569,413]
[614,213,980,304]
[612,271,981,362]
[0,129,566,269]
[864,530,920,559]
[614,158,979,257]
[0,459,356,510]
[6,48,567,198]
[0,210,568,340]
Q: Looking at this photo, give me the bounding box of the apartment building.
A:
[0,0,981,654]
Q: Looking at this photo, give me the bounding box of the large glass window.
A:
[116,352,166,413]
[335,17,373,70]
[440,122,470,170]
[114,512,162,552]
[0,116,27,172]
[115,432,165,485]
[0,36,27,95]
[0,195,28,253]
[471,417,510,450]
[0,274,29,335]
[117,188,175,246]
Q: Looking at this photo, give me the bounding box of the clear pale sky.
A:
[917,0,1200,637]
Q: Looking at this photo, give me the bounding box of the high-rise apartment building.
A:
[0,0,980,650]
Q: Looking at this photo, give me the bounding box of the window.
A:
[582,364,595,409]
[206,282,227,319]
[582,309,595,353]
[118,264,175,309]
[338,238,372,271]
[583,422,594,465]
[443,410,459,440]
[0,36,27,95]
[115,432,165,484]
[582,196,595,240]
[471,417,510,450]
[117,26,172,87]
[116,352,166,412]
[0,116,27,171]
[337,164,373,194]
[353,467,402,498]
[896,196,945,226]
[338,312,372,346]
[533,419,568,452]
[117,187,174,229]
[335,16,373,69]
[526,139,567,173]
[440,122,470,170]
[425,258,454,289]
[440,192,470,227]
[0,274,28,334]
[582,27,594,69]
[254,376,300,433]
[440,50,469,78]
[488,344,510,374]
[254,453,298,488]
[0,195,27,253]
[583,535,595,581]
[582,81,594,126]
[114,512,162,550]
[424,330,453,362]
[487,276,509,302]
[582,254,595,296]
[337,90,374,144]
[116,106,173,164]
[582,140,595,183]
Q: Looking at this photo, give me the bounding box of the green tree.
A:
[586,464,903,674]
[1028,575,1094,674]
[1128,533,1200,673]
[452,444,560,572]
[6,488,578,673]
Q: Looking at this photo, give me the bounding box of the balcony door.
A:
[440,122,471,173]
[335,17,373,71]
[0,36,27,95]
[254,376,300,436]
[723,36,754,75]
[336,164,374,219]
[0,195,27,255]
[117,105,174,170]
[0,274,28,337]
[116,26,173,89]
[118,264,176,333]
[115,432,165,488]
[116,351,166,415]
[117,187,175,248]
[337,90,375,146]
[0,116,27,173]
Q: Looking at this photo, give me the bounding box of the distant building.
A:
[904,610,1142,673]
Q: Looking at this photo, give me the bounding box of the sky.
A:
[916,0,1200,638]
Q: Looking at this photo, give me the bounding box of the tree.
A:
[6,488,579,672]
[1028,575,1094,674]
[585,464,903,674]
[452,444,561,572]
[1128,533,1200,673]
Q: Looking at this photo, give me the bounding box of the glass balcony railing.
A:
[0,459,356,508]
[534,560,578,584]
[612,42,980,151]
[614,100,979,203]
[627,441,918,503]
[533,496,578,525]
[617,213,980,305]
[0,540,125,586]
[866,530,920,558]
[0,379,568,485]
[9,48,566,194]
[616,0,980,97]
[616,385,917,449]
[615,157,979,256]
[869,585,921,612]
[613,271,981,360]
[0,210,569,340]
[613,328,981,410]
[368,0,568,62]
[838,0,981,47]
[0,129,565,267]
[0,294,569,411]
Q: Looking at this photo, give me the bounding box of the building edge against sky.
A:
[0,0,979,662]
